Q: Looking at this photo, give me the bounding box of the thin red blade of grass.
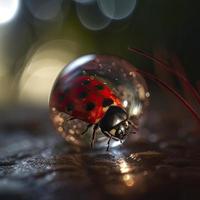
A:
[197,81,200,93]
[171,55,195,106]
[128,47,200,105]
[134,68,200,124]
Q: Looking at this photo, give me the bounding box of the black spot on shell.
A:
[95,84,104,90]
[102,98,114,107]
[78,91,88,99]
[64,88,69,93]
[82,79,90,85]
[85,102,95,111]
[58,94,65,102]
[59,88,69,102]
[66,103,74,112]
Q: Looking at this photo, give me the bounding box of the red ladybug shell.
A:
[51,75,122,124]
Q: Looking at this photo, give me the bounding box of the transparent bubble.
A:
[49,55,149,150]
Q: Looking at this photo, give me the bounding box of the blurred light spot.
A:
[58,126,64,132]
[0,65,7,78]
[117,158,131,173]
[20,66,62,105]
[74,0,95,4]
[123,174,135,187]
[143,170,148,176]
[0,0,20,24]
[146,92,150,98]
[137,83,146,100]
[129,71,136,77]
[66,135,81,145]
[0,30,13,104]
[110,140,121,148]
[148,134,158,143]
[97,0,137,20]
[53,113,64,126]
[131,104,142,116]
[123,100,128,107]
[19,40,79,105]
[26,0,62,21]
[76,1,111,31]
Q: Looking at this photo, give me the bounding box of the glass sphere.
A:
[49,54,149,150]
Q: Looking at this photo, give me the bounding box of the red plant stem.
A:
[197,81,200,93]
[128,47,200,105]
[135,68,200,124]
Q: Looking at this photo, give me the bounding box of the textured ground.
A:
[0,106,200,200]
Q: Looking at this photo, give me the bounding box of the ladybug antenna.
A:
[128,47,200,105]
[134,68,200,124]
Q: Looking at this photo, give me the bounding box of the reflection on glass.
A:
[123,174,135,187]
[117,157,135,187]
[118,158,131,173]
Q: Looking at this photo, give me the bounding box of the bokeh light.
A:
[19,40,79,105]
[0,0,20,24]
[25,0,63,21]
[116,157,135,187]
[76,1,111,31]
[73,0,95,4]
[97,0,137,20]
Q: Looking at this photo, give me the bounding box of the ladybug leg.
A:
[81,124,93,135]
[91,124,99,149]
[102,131,112,151]
[106,137,112,151]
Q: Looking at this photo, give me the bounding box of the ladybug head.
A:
[114,120,129,140]
[99,106,130,140]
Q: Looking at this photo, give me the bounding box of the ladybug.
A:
[51,75,137,150]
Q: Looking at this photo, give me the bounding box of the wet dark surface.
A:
[0,107,200,200]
